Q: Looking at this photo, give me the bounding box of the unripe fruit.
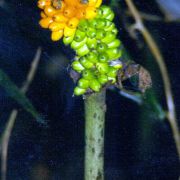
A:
[74,29,86,42]
[71,38,87,49]
[98,74,108,84]
[106,48,120,60]
[98,52,109,63]
[112,28,118,35]
[74,86,86,96]
[72,60,85,72]
[96,62,109,74]
[113,50,122,59]
[96,29,106,40]
[107,76,116,83]
[78,78,89,89]
[86,52,98,63]
[107,67,117,77]
[63,35,74,45]
[96,9,103,18]
[89,79,101,92]
[86,38,97,49]
[101,32,116,43]
[78,19,89,31]
[88,19,98,28]
[76,44,90,56]
[49,22,66,31]
[39,17,53,28]
[64,26,76,37]
[107,39,121,48]
[104,23,115,31]
[86,28,96,38]
[51,30,64,41]
[97,43,108,53]
[104,20,113,29]
[100,5,112,18]
[82,69,94,80]
[105,12,115,21]
[96,19,106,29]
[80,56,94,69]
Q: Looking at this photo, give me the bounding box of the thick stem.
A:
[84,90,106,180]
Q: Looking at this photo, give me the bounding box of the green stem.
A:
[84,89,106,180]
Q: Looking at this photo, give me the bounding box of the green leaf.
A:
[0,69,46,125]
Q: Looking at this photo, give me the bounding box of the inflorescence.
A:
[38,0,123,95]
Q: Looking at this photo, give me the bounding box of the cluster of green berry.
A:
[63,5,123,95]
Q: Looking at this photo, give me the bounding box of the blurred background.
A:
[0,0,179,179]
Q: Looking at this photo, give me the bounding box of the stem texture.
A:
[84,90,106,180]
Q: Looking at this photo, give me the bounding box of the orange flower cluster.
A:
[38,0,102,41]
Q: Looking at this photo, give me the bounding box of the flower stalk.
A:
[84,89,106,180]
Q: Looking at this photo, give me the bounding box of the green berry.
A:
[98,74,108,84]
[86,38,97,49]
[96,62,109,74]
[88,19,98,28]
[71,37,87,49]
[63,35,74,45]
[86,52,98,63]
[74,29,86,42]
[76,44,90,56]
[79,56,94,69]
[96,19,106,29]
[96,9,103,18]
[112,28,118,35]
[104,20,113,28]
[86,28,96,38]
[107,67,118,77]
[97,43,108,53]
[108,76,116,83]
[105,23,115,31]
[78,19,89,31]
[100,5,112,18]
[106,48,121,60]
[72,60,85,72]
[107,39,121,49]
[101,32,116,43]
[98,52,109,63]
[96,29,106,40]
[82,69,94,80]
[78,78,89,89]
[74,86,86,96]
[105,11,115,21]
[89,79,101,92]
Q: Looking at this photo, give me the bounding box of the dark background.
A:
[0,0,179,179]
